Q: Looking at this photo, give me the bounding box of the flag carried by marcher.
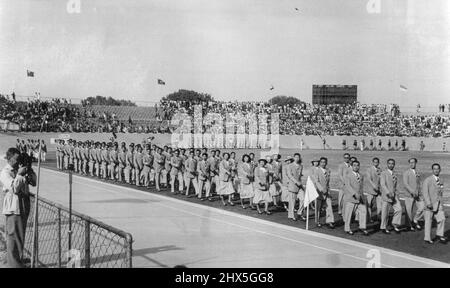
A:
[27,70,34,77]
[304,176,319,208]
[157,79,165,85]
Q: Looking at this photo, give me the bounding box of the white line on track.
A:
[42,167,450,268]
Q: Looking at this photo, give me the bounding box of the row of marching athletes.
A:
[15,138,47,162]
[54,139,447,244]
[54,139,301,214]
[332,153,447,244]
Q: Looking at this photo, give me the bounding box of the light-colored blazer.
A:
[219,160,231,182]
[134,152,143,170]
[402,169,421,198]
[422,175,444,211]
[208,156,218,176]
[380,170,397,203]
[109,150,118,164]
[185,158,197,179]
[314,167,331,196]
[118,151,126,167]
[281,162,289,186]
[197,160,210,181]
[170,156,182,174]
[286,163,303,193]
[238,163,253,185]
[338,162,351,186]
[271,161,281,181]
[344,171,364,204]
[310,167,318,187]
[254,166,269,190]
[365,166,381,196]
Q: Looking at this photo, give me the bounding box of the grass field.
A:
[1,132,450,263]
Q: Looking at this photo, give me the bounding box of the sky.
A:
[0,0,449,108]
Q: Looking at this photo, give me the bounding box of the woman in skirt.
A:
[229,151,239,198]
[218,152,234,206]
[238,154,255,209]
[269,154,282,207]
[253,159,272,215]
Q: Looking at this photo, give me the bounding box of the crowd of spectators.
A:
[1,93,449,137]
[279,103,449,137]
[157,100,449,137]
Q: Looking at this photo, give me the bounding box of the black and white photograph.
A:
[0,0,449,272]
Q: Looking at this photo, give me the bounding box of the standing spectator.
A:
[342,139,347,150]
[0,149,36,267]
[420,141,425,151]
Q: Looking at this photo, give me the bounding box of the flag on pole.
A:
[157,79,165,85]
[27,70,35,77]
[400,85,408,92]
[304,176,319,208]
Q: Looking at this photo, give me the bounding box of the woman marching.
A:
[229,151,239,200]
[253,159,272,215]
[268,154,282,208]
[237,154,255,209]
[218,152,235,206]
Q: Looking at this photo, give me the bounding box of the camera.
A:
[17,152,36,186]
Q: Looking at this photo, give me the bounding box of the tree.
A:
[162,89,214,102]
[268,95,303,106]
[82,95,136,106]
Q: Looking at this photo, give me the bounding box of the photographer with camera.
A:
[1,148,36,268]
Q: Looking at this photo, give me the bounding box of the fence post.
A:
[58,208,62,267]
[84,220,90,268]
[125,234,133,268]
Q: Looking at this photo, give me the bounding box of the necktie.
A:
[356,173,360,183]
[436,177,440,185]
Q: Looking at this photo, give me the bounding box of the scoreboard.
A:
[312,85,357,105]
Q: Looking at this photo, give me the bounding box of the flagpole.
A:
[306,202,309,231]
[315,199,317,225]
[31,114,46,268]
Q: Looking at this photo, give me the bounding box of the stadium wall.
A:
[4,132,449,152]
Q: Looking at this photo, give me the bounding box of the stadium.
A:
[1,0,450,271]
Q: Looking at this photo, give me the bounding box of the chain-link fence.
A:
[23,194,133,268]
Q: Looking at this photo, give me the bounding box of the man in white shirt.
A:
[1,148,27,267]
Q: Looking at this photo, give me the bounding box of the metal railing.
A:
[24,194,133,268]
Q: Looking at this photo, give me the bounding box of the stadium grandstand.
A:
[1,93,450,138]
